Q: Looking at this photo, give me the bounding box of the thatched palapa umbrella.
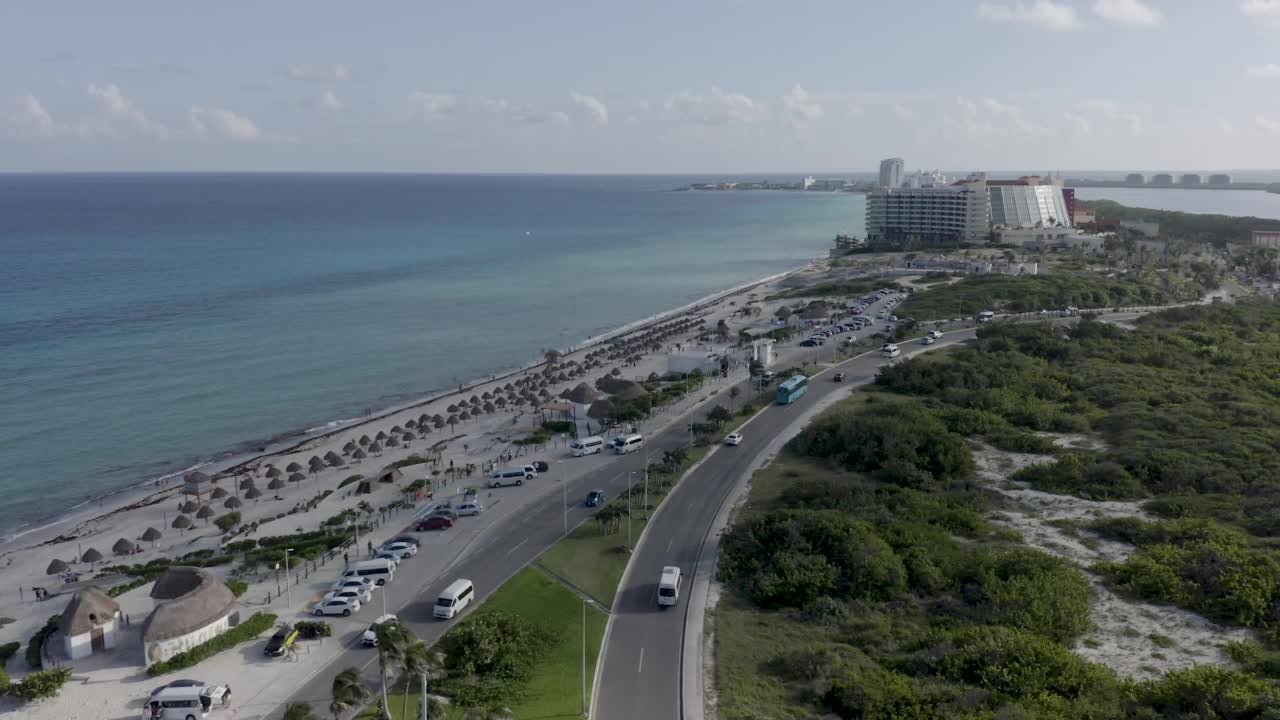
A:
[446,404,458,413]
[266,466,282,478]
[196,505,215,521]
[224,496,242,509]
[81,548,103,563]
[482,391,493,400]
[483,402,496,415]
[375,431,388,441]
[171,515,192,530]
[269,477,286,490]
[210,486,229,500]
[240,477,255,490]
[359,435,371,446]
[113,537,137,555]
[244,487,263,500]
[433,417,446,428]
[342,441,357,455]
[141,527,162,544]
[179,500,197,514]
[286,462,303,472]
[587,398,615,420]
[47,558,70,575]
[325,451,343,467]
[432,414,445,424]
[288,472,305,483]
[391,425,404,434]
[352,448,367,460]
[458,411,471,421]
[369,442,383,454]
[402,431,416,441]
[386,436,400,447]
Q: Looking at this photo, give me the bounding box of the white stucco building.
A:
[60,588,122,660]
[142,566,239,667]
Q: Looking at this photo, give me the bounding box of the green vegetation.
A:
[214,511,241,532]
[5,666,71,702]
[106,577,150,597]
[434,568,606,717]
[0,641,18,667]
[389,455,430,469]
[25,615,58,669]
[338,474,364,489]
[899,273,1206,320]
[147,612,277,676]
[772,277,898,299]
[224,579,248,598]
[293,620,332,639]
[716,303,1280,718]
[1087,199,1280,247]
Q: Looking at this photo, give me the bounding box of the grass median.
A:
[376,567,607,720]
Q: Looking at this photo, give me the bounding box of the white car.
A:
[455,502,483,517]
[725,432,743,446]
[379,542,417,558]
[330,577,375,594]
[373,552,403,567]
[921,336,936,345]
[929,330,943,339]
[314,597,361,617]
[323,586,372,605]
[362,614,398,647]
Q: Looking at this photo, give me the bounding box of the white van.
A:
[340,559,395,586]
[612,433,643,455]
[569,436,605,457]
[144,685,213,720]
[657,566,681,607]
[881,344,901,358]
[434,578,475,619]
[488,467,532,488]
[978,310,996,323]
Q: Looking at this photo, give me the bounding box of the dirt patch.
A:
[973,442,1252,679]
[1037,432,1109,453]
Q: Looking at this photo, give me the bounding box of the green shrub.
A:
[214,511,242,533]
[541,420,575,434]
[147,612,276,676]
[958,548,1094,643]
[438,610,553,706]
[106,577,149,597]
[224,580,248,598]
[6,666,71,702]
[1128,665,1276,719]
[919,625,1115,699]
[25,615,58,669]
[337,474,363,489]
[293,620,332,639]
[389,455,429,469]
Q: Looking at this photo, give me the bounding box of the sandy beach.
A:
[0,261,843,719]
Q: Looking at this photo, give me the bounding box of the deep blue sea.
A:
[0,174,861,537]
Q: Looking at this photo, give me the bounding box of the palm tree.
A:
[285,703,318,720]
[375,622,411,719]
[330,667,371,720]
[400,640,444,720]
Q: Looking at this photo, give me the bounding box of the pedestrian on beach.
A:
[367,540,373,556]
[343,552,349,567]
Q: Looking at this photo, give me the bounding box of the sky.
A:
[3,0,1280,173]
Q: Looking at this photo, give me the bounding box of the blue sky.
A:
[3,0,1280,173]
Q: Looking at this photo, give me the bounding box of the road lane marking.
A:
[638,647,645,674]
[666,538,674,553]
[505,538,528,557]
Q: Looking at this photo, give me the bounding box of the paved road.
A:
[592,323,965,720]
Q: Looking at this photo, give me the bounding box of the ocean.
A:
[1073,187,1280,220]
[0,174,862,538]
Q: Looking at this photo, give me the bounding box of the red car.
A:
[416,515,454,531]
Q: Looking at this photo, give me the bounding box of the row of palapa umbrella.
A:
[45,526,171,575]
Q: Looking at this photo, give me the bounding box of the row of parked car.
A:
[312,535,423,617]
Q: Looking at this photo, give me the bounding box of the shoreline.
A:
[0,261,816,554]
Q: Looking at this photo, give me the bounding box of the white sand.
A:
[973,441,1253,680]
[0,269,819,719]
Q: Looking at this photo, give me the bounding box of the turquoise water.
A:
[0,174,863,536]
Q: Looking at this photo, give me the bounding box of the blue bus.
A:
[776,375,809,405]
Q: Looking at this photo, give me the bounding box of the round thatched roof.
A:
[171,515,192,529]
[386,436,400,447]
[244,487,263,499]
[286,462,302,472]
[141,527,162,542]
[195,505,215,520]
[586,398,615,419]
[184,470,211,484]
[268,477,285,490]
[61,588,120,636]
[144,567,237,644]
[210,486,229,500]
[47,558,70,575]
[81,548,103,563]
[112,538,136,555]
[265,467,282,478]
[566,382,599,404]
[368,442,383,453]
[611,381,650,402]
[223,496,242,509]
[288,473,305,483]
[352,449,367,460]
[179,501,197,514]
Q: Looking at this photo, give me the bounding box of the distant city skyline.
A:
[4,1,1280,172]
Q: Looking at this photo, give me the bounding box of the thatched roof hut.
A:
[141,527,162,542]
[223,496,242,509]
[47,558,70,575]
[112,538,137,555]
[82,548,104,563]
[210,486,229,500]
[61,587,120,638]
[171,515,192,529]
[144,567,237,648]
[195,505,215,520]
[286,462,303,472]
[587,398,616,419]
[268,477,285,490]
[566,382,599,404]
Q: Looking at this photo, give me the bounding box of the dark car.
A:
[386,535,420,547]
[800,339,817,347]
[264,626,299,657]
[428,507,459,521]
[584,490,606,507]
[416,515,454,531]
[833,372,846,382]
[532,460,550,473]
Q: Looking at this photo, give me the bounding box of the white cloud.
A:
[951,96,1039,138]
[1064,111,1092,135]
[87,83,170,138]
[977,1,1081,31]
[1241,0,1280,17]
[1093,0,1162,26]
[407,92,460,120]
[287,63,350,82]
[513,108,570,127]
[1258,115,1280,133]
[1246,63,1280,78]
[13,95,55,135]
[782,84,823,122]
[189,106,262,141]
[663,87,767,125]
[1079,99,1146,135]
[318,90,342,111]
[570,92,608,125]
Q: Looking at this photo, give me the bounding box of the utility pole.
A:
[420,670,430,720]
[283,547,294,608]
[626,471,634,551]
[643,447,649,521]
[562,475,568,534]
[581,599,588,717]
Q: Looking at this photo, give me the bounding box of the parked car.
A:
[330,577,375,593]
[362,614,398,647]
[373,552,403,567]
[725,432,744,446]
[416,515,454,531]
[800,339,817,347]
[264,626,300,657]
[427,507,459,521]
[584,489,606,507]
[314,597,361,617]
[833,372,846,382]
[385,535,420,547]
[149,679,205,698]
[532,460,550,473]
[324,586,373,605]
[380,542,417,558]
[455,501,483,516]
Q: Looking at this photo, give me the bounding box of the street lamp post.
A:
[643,447,649,521]
[284,547,294,608]
[580,599,588,717]
[626,471,634,551]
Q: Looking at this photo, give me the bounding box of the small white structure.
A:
[60,587,121,660]
[751,339,776,368]
[143,566,239,667]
